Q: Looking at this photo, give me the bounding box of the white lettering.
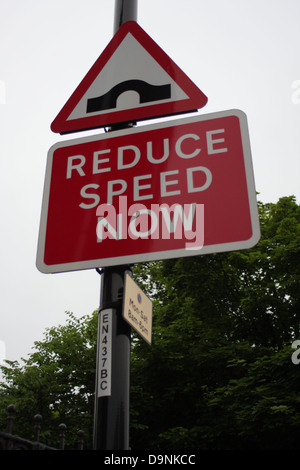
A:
[207,129,228,154]
[147,138,169,164]
[96,204,120,241]
[118,145,140,169]
[79,184,100,209]
[107,179,127,204]
[70,127,232,210]
[187,166,212,192]
[95,197,204,250]
[176,133,201,159]
[66,155,86,179]
[160,170,180,197]
[93,149,111,174]
[128,207,158,239]
[134,174,153,201]
[160,203,193,239]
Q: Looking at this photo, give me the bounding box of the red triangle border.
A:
[51,21,208,134]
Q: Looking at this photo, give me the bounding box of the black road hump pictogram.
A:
[86,79,171,113]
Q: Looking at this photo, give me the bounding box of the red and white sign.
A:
[51,21,207,134]
[37,110,260,274]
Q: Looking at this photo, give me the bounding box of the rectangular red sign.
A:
[37,110,260,273]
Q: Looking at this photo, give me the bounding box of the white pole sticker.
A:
[98,309,113,397]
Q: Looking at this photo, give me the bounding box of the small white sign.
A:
[97,309,113,397]
[123,274,153,345]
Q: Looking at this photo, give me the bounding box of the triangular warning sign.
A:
[51,21,208,134]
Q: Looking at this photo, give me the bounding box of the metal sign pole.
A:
[93,267,132,450]
[114,0,138,33]
[93,0,138,451]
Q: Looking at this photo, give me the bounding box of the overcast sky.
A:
[0,0,299,365]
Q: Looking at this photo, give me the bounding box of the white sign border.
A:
[37,109,261,274]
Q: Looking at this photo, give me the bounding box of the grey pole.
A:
[114,0,138,33]
[93,0,138,451]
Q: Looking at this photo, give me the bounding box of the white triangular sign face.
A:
[51,22,208,134]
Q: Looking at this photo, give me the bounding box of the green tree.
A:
[203,344,300,449]
[0,311,97,449]
[0,196,299,450]
[130,196,300,449]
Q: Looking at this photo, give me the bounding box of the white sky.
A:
[0,0,299,364]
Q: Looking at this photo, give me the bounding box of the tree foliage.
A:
[0,312,97,449]
[130,196,300,449]
[0,196,299,450]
